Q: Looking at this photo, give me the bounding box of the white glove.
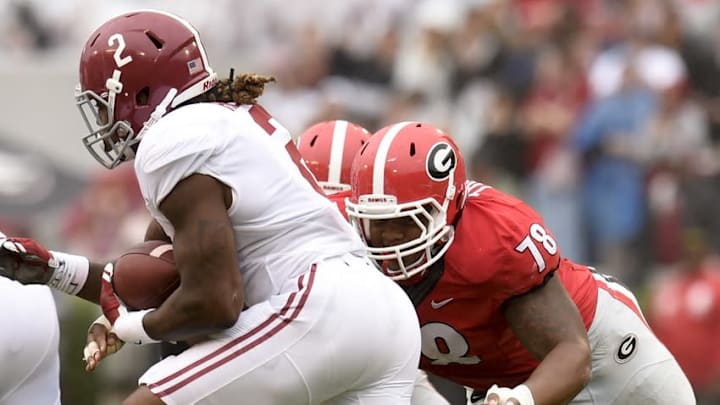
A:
[485,384,535,405]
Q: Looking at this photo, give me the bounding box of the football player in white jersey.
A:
[0,232,61,405]
[0,10,420,405]
[298,120,451,405]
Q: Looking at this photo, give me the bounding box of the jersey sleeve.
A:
[134,120,227,209]
[460,189,562,303]
[328,190,351,221]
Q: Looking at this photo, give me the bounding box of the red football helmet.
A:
[346,122,466,280]
[297,120,371,195]
[75,10,218,169]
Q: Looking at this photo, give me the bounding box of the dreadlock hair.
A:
[193,70,276,105]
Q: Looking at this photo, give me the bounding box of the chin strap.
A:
[136,88,178,141]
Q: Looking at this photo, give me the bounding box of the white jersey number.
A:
[108,33,133,67]
[514,223,557,272]
[248,105,324,195]
[421,322,481,365]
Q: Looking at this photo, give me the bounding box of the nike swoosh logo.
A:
[430,297,454,309]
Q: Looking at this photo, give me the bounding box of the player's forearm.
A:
[142,286,242,342]
[31,247,105,305]
[523,340,591,405]
[75,261,105,305]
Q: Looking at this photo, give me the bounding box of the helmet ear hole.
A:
[309,134,319,147]
[136,87,150,106]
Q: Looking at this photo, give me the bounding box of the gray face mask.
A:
[75,86,139,169]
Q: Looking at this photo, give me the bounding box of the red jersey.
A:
[416,182,597,390]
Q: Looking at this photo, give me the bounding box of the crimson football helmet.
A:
[297,120,371,195]
[75,10,218,169]
[346,122,466,280]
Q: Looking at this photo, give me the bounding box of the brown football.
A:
[112,240,179,310]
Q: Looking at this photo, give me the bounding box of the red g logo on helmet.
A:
[427,142,456,181]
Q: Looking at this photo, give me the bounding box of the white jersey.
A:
[131,102,421,404]
[135,102,365,305]
[0,279,60,405]
[139,253,421,405]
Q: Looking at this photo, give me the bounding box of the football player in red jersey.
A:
[0,10,423,405]
[297,120,371,220]
[347,122,696,405]
[298,120,451,405]
[297,120,371,195]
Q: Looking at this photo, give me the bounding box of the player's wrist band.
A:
[510,384,535,405]
[113,309,160,345]
[48,251,89,295]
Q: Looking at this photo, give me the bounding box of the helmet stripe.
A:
[328,120,348,184]
[372,121,412,195]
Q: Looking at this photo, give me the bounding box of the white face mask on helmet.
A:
[347,193,455,280]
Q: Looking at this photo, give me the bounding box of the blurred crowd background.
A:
[2,0,720,403]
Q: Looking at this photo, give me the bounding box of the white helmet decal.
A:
[426,142,456,181]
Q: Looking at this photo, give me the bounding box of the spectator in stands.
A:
[648,227,720,404]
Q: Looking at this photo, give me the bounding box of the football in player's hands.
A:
[112,240,179,310]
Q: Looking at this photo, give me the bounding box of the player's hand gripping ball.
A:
[111,240,179,310]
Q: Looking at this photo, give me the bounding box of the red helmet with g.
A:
[297,120,371,195]
[75,9,218,169]
[346,122,466,280]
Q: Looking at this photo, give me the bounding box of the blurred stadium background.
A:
[1,0,720,403]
